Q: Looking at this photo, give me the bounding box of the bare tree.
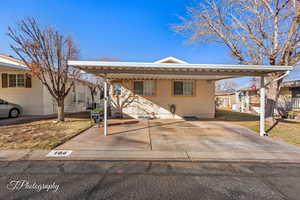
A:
[174,0,300,120]
[8,18,80,121]
[216,80,238,92]
[110,81,138,118]
[85,75,103,109]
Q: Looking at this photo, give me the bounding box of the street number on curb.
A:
[46,150,72,157]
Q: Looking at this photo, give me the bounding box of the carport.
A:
[68,60,293,137]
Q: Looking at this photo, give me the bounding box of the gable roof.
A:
[0,54,28,71]
[0,54,25,65]
[154,56,188,64]
[0,54,99,86]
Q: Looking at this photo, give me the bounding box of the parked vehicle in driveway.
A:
[0,99,23,118]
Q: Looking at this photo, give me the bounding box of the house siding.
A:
[0,71,44,115]
[43,80,92,115]
[0,55,96,116]
[0,71,92,116]
[112,79,215,119]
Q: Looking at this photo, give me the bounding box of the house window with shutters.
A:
[1,73,32,88]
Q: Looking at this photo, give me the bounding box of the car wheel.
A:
[9,108,19,118]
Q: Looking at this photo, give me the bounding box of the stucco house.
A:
[0,54,93,116]
[105,57,215,119]
[69,56,292,121]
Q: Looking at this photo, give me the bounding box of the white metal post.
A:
[246,91,250,112]
[104,78,108,136]
[260,76,266,136]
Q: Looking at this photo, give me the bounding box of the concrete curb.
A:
[1,149,300,163]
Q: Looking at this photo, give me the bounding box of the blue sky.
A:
[1,0,298,86]
[0,0,235,63]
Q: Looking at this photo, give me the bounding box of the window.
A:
[133,81,143,95]
[173,80,194,96]
[133,80,155,96]
[113,82,122,96]
[77,92,85,102]
[8,74,25,88]
[17,74,25,87]
[9,74,16,87]
[292,88,300,98]
[0,99,7,104]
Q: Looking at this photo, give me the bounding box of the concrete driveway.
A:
[57,119,300,161]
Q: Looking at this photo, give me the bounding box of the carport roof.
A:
[68,59,293,80]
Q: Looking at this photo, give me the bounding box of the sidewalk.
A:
[1,149,300,163]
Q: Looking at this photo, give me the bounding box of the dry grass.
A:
[0,118,92,149]
[216,109,300,146]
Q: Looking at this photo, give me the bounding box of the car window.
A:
[0,99,8,104]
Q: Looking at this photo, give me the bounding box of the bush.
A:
[288,111,296,116]
[287,111,298,119]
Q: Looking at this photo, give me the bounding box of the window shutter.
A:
[25,74,32,88]
[1,73,8,88]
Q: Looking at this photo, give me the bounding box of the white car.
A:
[0,99,23,118]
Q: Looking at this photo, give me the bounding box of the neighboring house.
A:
[235,87,260,113]
[217,80,300,114]
[215,91,236,109]
[0,54,93,116]
[279,80,300,111]
[68,56,292,121]
[216,88,259,113]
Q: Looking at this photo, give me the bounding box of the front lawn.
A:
[216,109,300,146]
[0,118,92,149]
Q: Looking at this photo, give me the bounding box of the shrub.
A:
[288,111,296,116]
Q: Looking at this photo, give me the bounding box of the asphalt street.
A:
[1,161,300,200]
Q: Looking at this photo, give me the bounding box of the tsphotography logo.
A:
[7,180,60,192]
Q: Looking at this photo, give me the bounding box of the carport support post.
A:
[260,75,266,136]
[104,76,108,136]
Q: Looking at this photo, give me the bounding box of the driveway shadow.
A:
[108,120,187,136]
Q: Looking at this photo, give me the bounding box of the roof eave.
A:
[68,60,293,71]
[0,61,28,71]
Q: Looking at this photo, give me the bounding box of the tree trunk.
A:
[57,99,65,122]
[265,78,281,121]
[91,94,95,109]
[120,108,123,119]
